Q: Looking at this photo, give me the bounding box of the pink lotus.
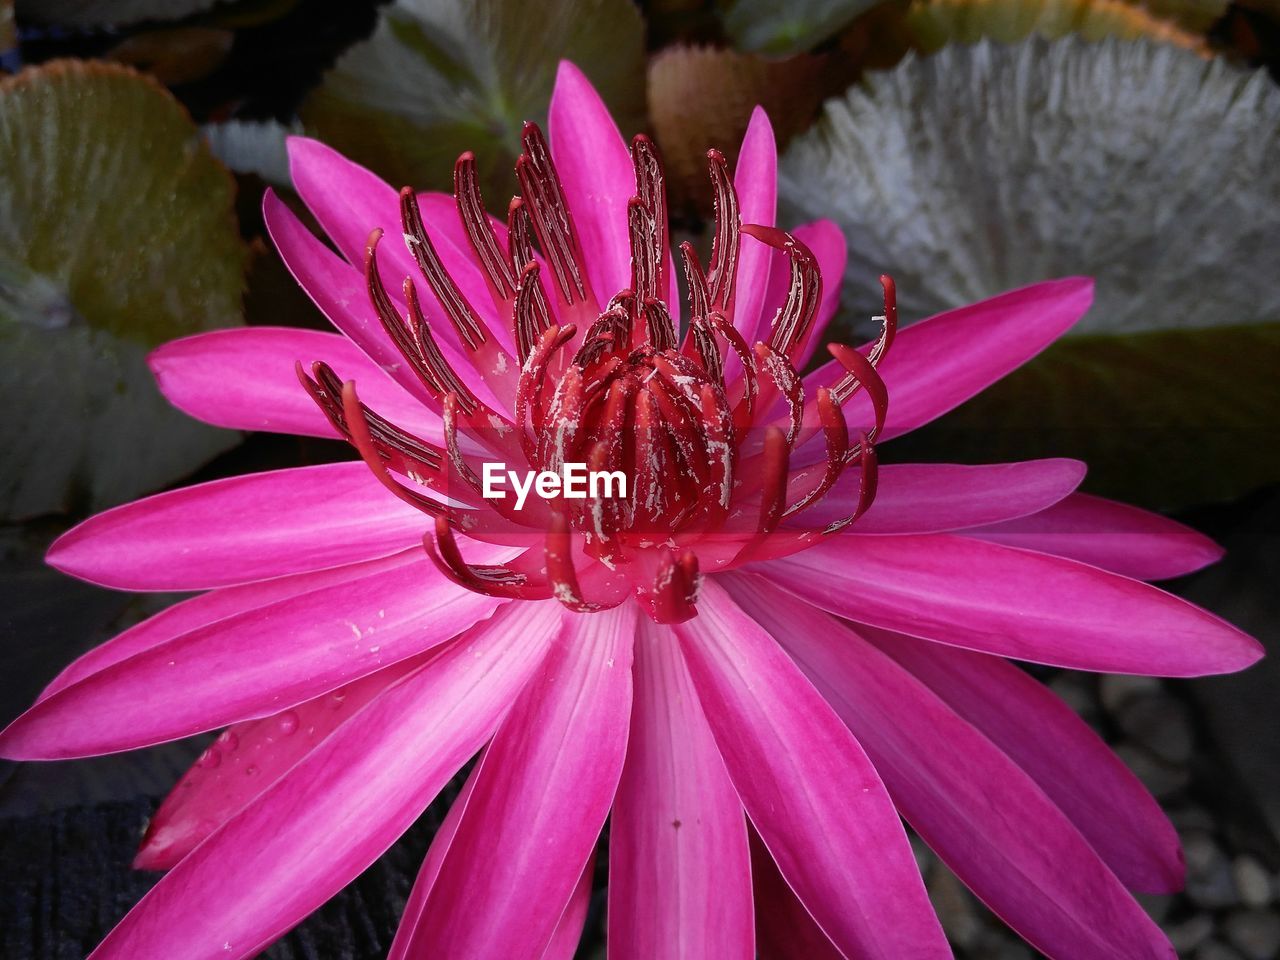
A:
[0,62,1261,960]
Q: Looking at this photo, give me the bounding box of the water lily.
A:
[0,62,1261,960]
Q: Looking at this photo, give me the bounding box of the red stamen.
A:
[742,224,821,360]
[507,197,536,274]
[641,548,700,624]
[754,342,805,446]
[706,149,740,314]
[631,134,669,304]
[516,324,576,454]
[403,279,481,415]
[643,297,677,352]
[340,380,453,519]
[870,274,898,366]
[453,152,517,304]
[824,432,878,534]
[400,188,488,350]
[782,388,849,518]
[513,261,554,367]
[828,342,889,441]
[709,313,757,430]
[303,130,894,622]
[424,517,544,600]
[757,426,790,534]
[517,122,594,309]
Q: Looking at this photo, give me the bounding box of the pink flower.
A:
[0,62,1262,960]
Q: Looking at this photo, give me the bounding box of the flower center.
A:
[297,124,896,622]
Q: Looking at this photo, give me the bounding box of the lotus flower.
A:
[0,62,1262,960]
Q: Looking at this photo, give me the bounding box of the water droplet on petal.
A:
[245,764,258,777]
[197,747,221,769]
[216,730,239,751]
[276,710,299,736]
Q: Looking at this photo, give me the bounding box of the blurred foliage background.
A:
[1,1,1279,957]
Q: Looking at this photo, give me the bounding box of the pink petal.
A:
[387,755,482,960]
[732,107,777,344]
[150,327,443,443]
[542,854,595,960]
[47,462,429,591]
[806,277,1094,440]
[390,751,592,960]
[609,619,753,960]
[85,601,557,960]
[263,191,501,410]
[729,575,1175,960]
[0,558,504,759]
[548,61,635,305]
[135,652,432,869]
[402,604,635,960]
[966,492,1225,581]
[38,549,427,703]
[867,628,1184,893]
[764,533,1263,676]
[749,832,845,960]
[674,580,950,960]
[797,459,1084,534]
[286,137,505,343]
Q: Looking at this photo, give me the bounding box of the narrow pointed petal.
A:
[47,462,429,591]
[609,619,753,960]
[548,61,634,302]
[732,107,777,343]
[542,854,594,960]
[150,327,443,442]
[764,533,1262,676]
[866,628,1184,893]
[674,580,950,960]
[86,602,556,960]
[750,832,845,960]
[798,459,1084,534]
[135,653,432,869]
[387,757,482,960]
[966,492,1225,581]
[727,575,1175,960]
[404,604,635,960]
[390,761,592,960]
[805,277,1094,440]
[37,550,441,703]
[0,558,504,759]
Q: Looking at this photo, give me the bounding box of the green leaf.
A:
[722,0,882,54]
[885,323,1280,509]
[780,38,1280,508]
[201,118,299,187]
[1,1,14,59]
[904,0,1209,54]
[0,61,246,518]
[15,0,230,28]
[648,45,831,212]
[300,0,646,203]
